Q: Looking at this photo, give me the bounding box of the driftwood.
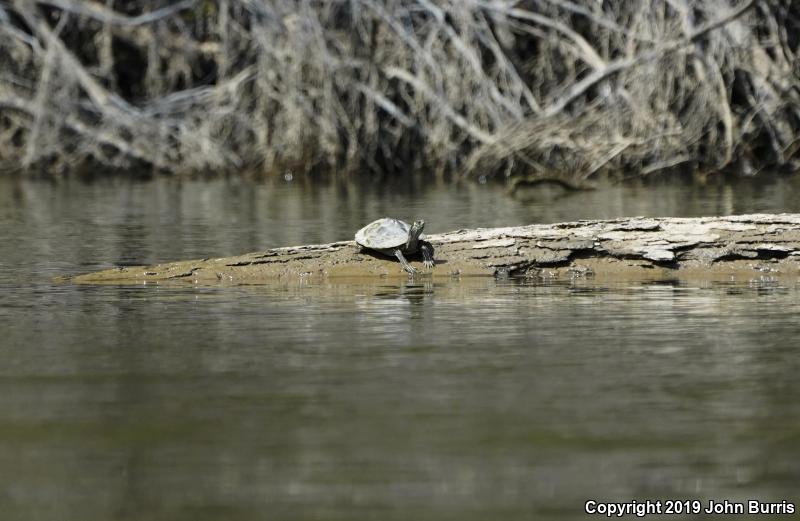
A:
[69,214,800,284]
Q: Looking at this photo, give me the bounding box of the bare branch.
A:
[34,0,198,27]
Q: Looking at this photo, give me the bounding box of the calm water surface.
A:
[1,176,800,520]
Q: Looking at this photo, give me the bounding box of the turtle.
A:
[354,218,435,274]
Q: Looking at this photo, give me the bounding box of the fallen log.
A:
[68,214,800,284]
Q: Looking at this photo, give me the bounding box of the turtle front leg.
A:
[420,241,435,269]
[394,249,418,275]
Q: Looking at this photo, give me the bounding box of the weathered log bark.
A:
[68,214,800,284]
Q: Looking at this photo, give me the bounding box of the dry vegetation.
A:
[0,0,798,181]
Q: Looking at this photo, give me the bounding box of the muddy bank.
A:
[67,214,800,285]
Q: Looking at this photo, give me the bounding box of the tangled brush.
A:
[0,0,798,180]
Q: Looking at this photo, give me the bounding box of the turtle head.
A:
[406,220,425,250]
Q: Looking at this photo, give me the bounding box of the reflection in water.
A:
[1,279,798,520]
[1,177,800,520]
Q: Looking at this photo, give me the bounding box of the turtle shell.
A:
[355,218,417,250]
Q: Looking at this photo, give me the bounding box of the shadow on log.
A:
[66,214,800,285]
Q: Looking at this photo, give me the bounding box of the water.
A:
[2,175,800,520]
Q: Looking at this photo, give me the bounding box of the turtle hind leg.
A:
[394,249,417,274]
[420,241,435,269]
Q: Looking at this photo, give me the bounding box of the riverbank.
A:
[3,1,798,182]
